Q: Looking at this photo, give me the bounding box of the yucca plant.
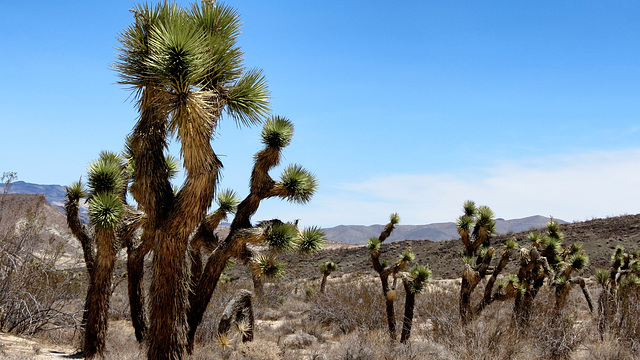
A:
[64,151,145,358]
[366,213,430,340]
[595,245,640,337]
[400,265,432,343]
[319,260,338,293]
[456,201,516,324]
[113,2,319,358]
[514,218,593,326]
[186,116,322,352]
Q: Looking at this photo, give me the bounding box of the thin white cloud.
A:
[255,148,640,227]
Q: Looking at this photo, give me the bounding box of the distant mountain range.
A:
[2,181,565,244]
[320,216,567,244]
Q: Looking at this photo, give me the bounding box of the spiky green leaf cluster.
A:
[480,246,491,257]
[408,265,432,294]
[389,212,400,225]
[216,189,239,214]
[569,251,589,270]
[505,237,518,250]
[620,273,640,289]
[165,155,180,179]
[540,236,562,259]
[528,231,543,244]
[87,152,125,195]
[252,254,286,279]
[67,180,87,200]
[261,116,293,148]
[279,164,317,204]
[546,218,563,240]
[89,192,124,229]
[366,238,381,252]
[400,248,416,263]
[298,226,326,255]
[569,242,583,255]
[475,206,496,233]
[612,245,626,264]
[319,261,338,273]
[264,223,298,252]
[462,200,476,217]
[227,69,270,127]
[595,269,610,286]
[554,275,568,288]
[456,215,474,233]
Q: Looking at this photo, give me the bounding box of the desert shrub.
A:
[414,280,591,360]
[0,197,84,336]
[308,279,389,334]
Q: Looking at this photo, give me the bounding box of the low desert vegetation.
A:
[2,0,640,359]
[3,193,640,359]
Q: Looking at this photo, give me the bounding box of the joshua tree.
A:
[457,200,517,324]
[595,246,640,336]
[319,260,338,293]
[64,152,144,358]
[248,223,326,297]
[366,213,427,340]
[114,2,320,358]
[399,265,432,343]
[514,218,592,325]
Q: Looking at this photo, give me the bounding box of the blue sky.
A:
[2,1,640,227]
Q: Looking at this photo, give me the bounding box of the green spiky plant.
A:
[367,213,430,341]
[514,217,593,325]
[595,246,640,336]
[184,116,322,352]
[114,3,320,358]
[249,222,326,297]
[457,201,517,324]
[319,260,338,293]
[64,151,145,358]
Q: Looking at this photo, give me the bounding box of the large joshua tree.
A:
[115,3,317,357]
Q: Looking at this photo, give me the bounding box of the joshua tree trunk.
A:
[187,235,247,353]
[148,230,191,360]
[385,294,397,340]
[320,273,329,293]
[252,273,265,298]
[400,281,415,344]
[125,235,151,343]
[83,229,117,358]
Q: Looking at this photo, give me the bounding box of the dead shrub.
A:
[0,198,84,336]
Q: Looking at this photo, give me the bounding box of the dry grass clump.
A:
[307,276,389,334]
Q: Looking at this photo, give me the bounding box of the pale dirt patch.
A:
[0,332,77,359]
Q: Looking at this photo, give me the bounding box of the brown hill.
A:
[0,193,78,256]
[279,214,640,280]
